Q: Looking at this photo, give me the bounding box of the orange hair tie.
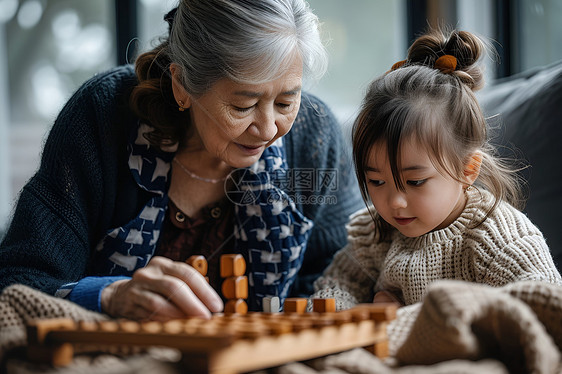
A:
[391,60,407,70]
[434,55,457,73]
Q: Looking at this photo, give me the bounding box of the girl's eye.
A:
[368,179,384,187]
[407,179,427,187]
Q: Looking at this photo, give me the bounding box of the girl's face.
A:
[173,56,303,169]
[365,139,467,237]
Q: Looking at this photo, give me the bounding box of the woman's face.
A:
[176,57,303,169]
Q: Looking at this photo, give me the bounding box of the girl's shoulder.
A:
[468,188,544,240]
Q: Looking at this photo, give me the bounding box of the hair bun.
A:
[405,28,486,91]
[444,30,483,68]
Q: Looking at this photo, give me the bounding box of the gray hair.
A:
[169,0,328,96]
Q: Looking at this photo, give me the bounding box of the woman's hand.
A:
[101,256,224,321]
[372,290,404,308]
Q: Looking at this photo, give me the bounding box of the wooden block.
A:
[310,315,336,327]
[331,311,353,325]
[27,343,74,367]
[369,303,398,322]
[288,318,314,331]
[283,298,308,314]
[186,255,208,276]
[225,299,248,315]
[27,318,77,345]
[354,303,398,322]
[263,296,280,313]
[221,276,248,299]
[350,308,370,322]
[26,319,76,366]
[262,319,293,335]
[220,254,246,277]
[312,298,336,313]
[366,341,389,358]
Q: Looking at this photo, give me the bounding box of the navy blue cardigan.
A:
[0,66,363,307]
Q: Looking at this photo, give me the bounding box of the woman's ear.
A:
[463,151,482,186]
[170,63,191,110]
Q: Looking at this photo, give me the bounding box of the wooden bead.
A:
[221,276,248,299]
[118,320,140,333]
[78,321,98,331]
[186,255,208,276]
[140,321,163,333]
[220,254,246,277]
[98,321,119,332]
[225,299,248,315]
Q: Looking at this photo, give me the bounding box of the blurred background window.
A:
[303,0,406,131]
[0,0,115,231]
[514,0,562,73]
[1,0,562,235]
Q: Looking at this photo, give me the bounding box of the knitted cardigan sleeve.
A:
[0,67,138,298]
[310,208,389,310]
[284,93,364,297]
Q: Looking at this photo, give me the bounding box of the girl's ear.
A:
[463,151,482,186]
[170,63,192,109]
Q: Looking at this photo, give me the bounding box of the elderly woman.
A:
[0,0,362,320]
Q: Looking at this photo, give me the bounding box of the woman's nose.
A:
[250,107,278,142]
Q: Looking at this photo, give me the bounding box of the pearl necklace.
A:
[173,158,228,184]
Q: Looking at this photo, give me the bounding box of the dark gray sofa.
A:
[478,60,562,273]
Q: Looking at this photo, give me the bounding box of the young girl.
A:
[312,29,562,310]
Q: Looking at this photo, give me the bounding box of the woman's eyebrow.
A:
[281,86,302,95]
[233,86,302,98]
[233,90,262,98]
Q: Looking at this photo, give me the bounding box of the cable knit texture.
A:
[313,187,562,309]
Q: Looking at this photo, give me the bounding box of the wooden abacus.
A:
[26,255,397,373]
[26,303,396,373]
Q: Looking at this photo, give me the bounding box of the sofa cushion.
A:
[477,60,562,272]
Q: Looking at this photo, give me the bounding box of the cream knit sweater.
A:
[312,188,562,310]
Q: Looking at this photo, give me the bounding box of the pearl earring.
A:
[178,100,186,112]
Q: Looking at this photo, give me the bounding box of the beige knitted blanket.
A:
[1,280,561,374]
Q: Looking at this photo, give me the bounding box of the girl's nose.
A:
[388,190,407,209]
